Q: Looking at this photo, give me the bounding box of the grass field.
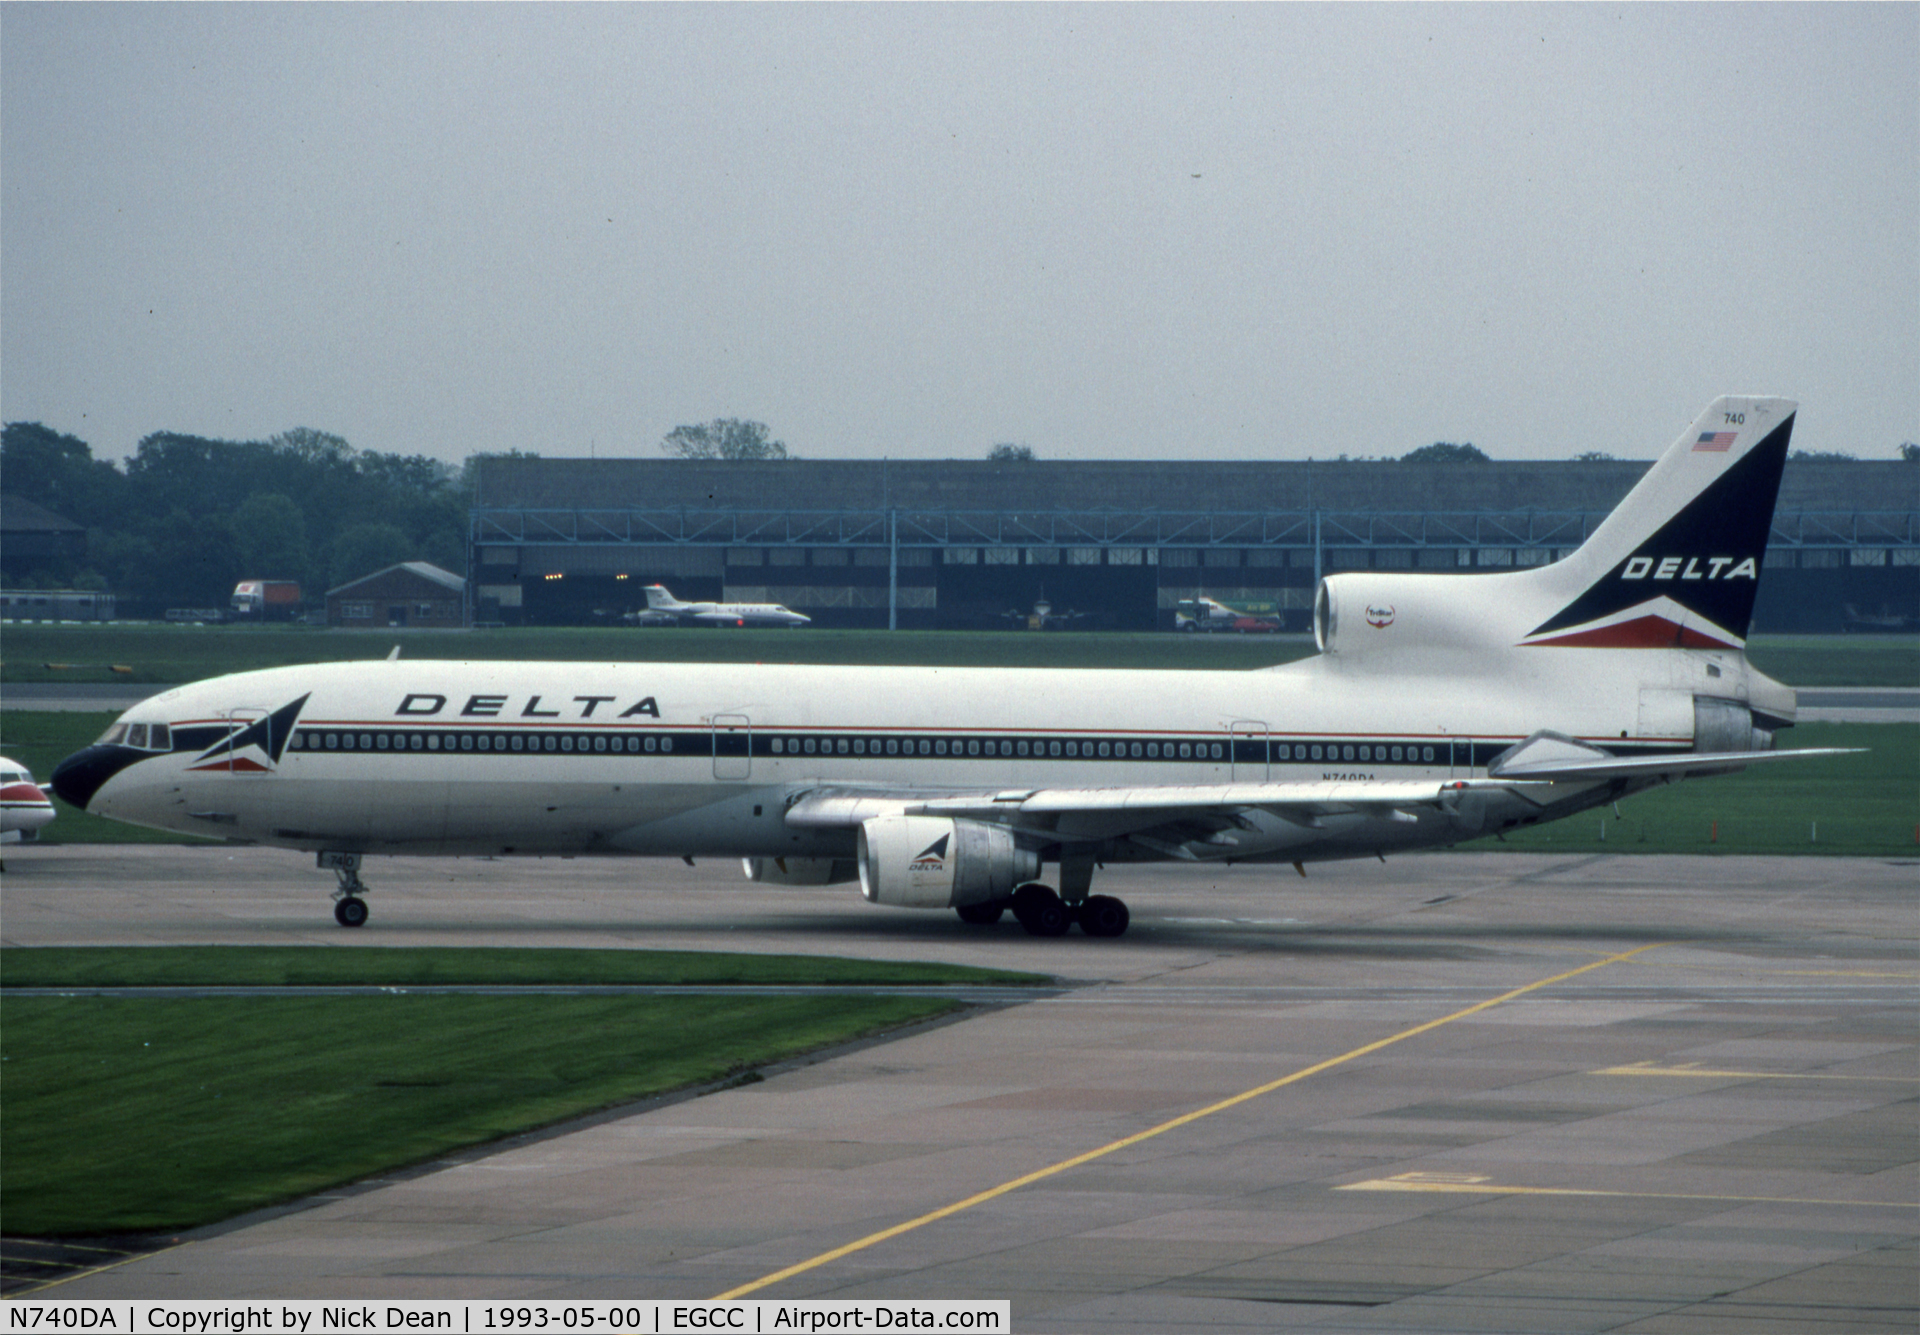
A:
[2,622,1309,680]
[8,622,1912,684]
[1488,721,1917,857]
[3,710,1911,857]
[0,947,1038,1236]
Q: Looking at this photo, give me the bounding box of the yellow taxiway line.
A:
[715,942,1668,1300]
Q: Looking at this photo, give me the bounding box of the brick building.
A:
[327,562,466,629]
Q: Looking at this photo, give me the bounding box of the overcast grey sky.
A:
[3,3,1914,467]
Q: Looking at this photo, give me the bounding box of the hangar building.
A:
[470,456,1918,634]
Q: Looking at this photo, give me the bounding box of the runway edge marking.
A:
[715,941,1670,1300]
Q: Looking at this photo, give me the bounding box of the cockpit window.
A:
[96,721,170,750]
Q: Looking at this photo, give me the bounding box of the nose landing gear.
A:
[320,851,370,928]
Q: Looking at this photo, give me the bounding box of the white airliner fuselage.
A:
[55,398,1844,936]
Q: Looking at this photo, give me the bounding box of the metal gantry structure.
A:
[472,504,1917,554]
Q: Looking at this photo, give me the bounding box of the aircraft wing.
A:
[781,732,1856,858]
[783,777,1545,855]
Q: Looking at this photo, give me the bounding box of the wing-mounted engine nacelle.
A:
[742,856,860,885]
[856,814,1040,909]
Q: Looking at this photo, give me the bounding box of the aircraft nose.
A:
[50,745,139,811]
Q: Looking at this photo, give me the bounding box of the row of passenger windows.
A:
[1293,743,1438,763]
[768,736,1439,763]
[771,736,1232,760]
[282,729,1441,765]
[290,730,676,754]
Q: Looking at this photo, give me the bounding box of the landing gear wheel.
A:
[1076,894,1130,938]
[1011,883,1071,937]
[955,900,1006,925]
[334,897,369,928]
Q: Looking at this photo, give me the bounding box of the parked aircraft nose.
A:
[50,745,139,811]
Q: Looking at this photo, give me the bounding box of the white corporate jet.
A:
[1,755,57,852]
[53,397,1845,936]
[640,584,811,627]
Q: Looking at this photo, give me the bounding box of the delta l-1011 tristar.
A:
[54,397,1848,936]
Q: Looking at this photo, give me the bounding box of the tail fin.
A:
[644,584,679,611]
[1519,396,1795,650]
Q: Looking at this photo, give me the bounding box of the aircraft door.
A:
[1448,737,1475,778]
[712,714,751,780]
[1229,720,1269,782]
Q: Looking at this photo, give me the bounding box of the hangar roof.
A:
[475,457,1913,518]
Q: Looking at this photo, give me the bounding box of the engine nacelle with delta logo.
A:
[856,814,1040,909]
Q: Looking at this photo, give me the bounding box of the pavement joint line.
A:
[712,940,1671,1301]
[1336,1174,1920,1209]
[1618,959,1920,980]
[1592,1062,1918,1082]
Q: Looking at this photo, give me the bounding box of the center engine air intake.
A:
[856,814,1040,909]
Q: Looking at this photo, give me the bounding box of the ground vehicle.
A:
[232,580,302,618]
[1174,597,1281,632]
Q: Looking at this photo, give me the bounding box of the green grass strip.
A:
[1,990,963,1236]
[4,624,1307,682]
[7,623,1913,682]
[0,945,1045,990]
[1744,635,1919,688]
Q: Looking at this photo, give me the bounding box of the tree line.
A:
[1,422,480,611]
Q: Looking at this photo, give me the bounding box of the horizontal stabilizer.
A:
[1490,745,1860,783]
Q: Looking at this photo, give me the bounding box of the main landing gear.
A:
[321,851,370,928]
[952,882,1131,938]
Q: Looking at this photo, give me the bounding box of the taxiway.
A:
[3,847,1915,1331]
